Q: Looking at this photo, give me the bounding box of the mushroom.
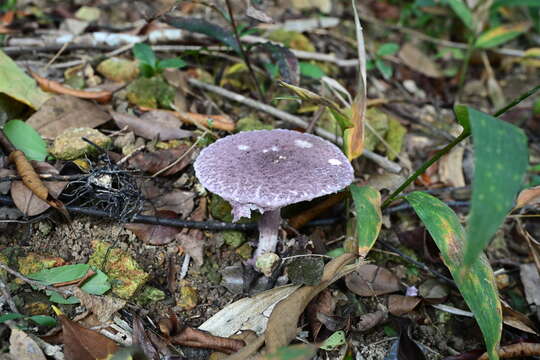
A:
[194,129,354,266]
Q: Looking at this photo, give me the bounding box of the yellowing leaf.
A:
[475,23,530,49]
[0,50,50,110]
[350,185,382,257]
[406,192,502,360]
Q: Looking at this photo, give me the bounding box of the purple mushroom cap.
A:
[194,129,354,221]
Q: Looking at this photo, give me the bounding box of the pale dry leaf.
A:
[515,186,540,209]
[26,95,110,138]
[152,190,195,218]
[345,264,401,297]
[198,284,301,337]
[438,145,465,187]
[9,328,46,360]
[73,288,127,323]
[264,253,356,353]
[11,175,66,217]
[398,43,443,78]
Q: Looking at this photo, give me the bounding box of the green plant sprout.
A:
[366,42,400,80]
[132,43,186,78]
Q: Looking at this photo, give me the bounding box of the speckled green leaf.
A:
[406,192,501,360]
[455,105,528,266]
[350,185,382,257]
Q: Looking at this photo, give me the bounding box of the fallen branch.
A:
[187,78,402,174]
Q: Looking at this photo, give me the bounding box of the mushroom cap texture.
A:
[194,129,354,221]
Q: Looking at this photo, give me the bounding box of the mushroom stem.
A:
[253,209,282,260]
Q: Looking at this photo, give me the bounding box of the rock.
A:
[209,194,233,222]
[177,281,198,310]
[50,128,111,160]
[97,57,139,82]
[223,231,246,249]
[255,252,280,277]
[88,241,149,299]
[235,243,252,260]
[236,115,273,132]
[125,76,175,109]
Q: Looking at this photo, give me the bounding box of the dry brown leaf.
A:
[438,145,465,187]
[515,186,540,210]
[9,328,46,360]
[264,253,357,353]
[129,145,192,176]
[125,210,181,245]
[479,342,540,360]
[516,219,540,273]
[72,288,127,323]
[306,289,335,340]
[26,95,110,138]
[31,72,112,103]
[176,197,206,266]
[356,308,387,332]
[345,264,401,296]
[110,111,192,141]
[398,43,443,78]
[152,190,195,218]
[388,295,422,316]
[501,300,538,335]
[10,160,67,216]
[59,313,118,360]
[132,316,159,360]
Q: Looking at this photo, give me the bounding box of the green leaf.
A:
[320,330,346,350]
[299,62,325,79]
[377,43,400,57]
[405,192,502,360]
[132,43,156,68]
[0,313,25,323]
[328,107,354,129]
[163,16,241,53]
[445,0,474,30]
[3,119,48,161]
[28,315,56,327]
[264,344,317,360]
[48,291,80,304]
[0,50,50,110]
[455,105,528,266]
[138,63,156,78]
[350,185,382,257]
[475,23,529,48]
[375,59,393,79]
[28,264,90,285]
[157,57,187,70]
[81,269,110,295]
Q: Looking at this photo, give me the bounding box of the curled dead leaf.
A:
[31,72,112,104]
[345,264,401,296]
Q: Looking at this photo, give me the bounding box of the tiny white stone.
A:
[294,139,313,148]
[237,144,250,151]
[328,159,342,165]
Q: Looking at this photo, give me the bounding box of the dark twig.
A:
[223,0,265,103]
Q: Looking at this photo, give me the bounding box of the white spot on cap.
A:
[271,146,279,151]
[294,139,313,148]
[328,159,342,166]
[237,144,250,151]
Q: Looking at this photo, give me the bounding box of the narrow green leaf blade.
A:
[475,23,529,49]
[3,119,48,161]
[0,313,25,323]
[28,315,56,327]
[28,264,90,285]
[405,192,502,360]
[455,105,528,266]
[299,62,325,79]
[445,0,474,31]
[350,185,382,257]
[156,57,187,70]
